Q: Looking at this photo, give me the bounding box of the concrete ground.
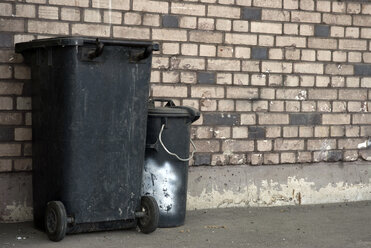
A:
[0,201,370,248]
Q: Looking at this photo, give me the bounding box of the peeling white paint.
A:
[187,176,371,210]
[358,140,371,149]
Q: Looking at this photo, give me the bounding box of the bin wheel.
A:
[137,196,159,234]
[45,201,67,242]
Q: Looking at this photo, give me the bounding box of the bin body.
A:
[142,101,199,227]
[15,37,155,233]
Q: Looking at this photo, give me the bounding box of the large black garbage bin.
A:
[142,99,200,227]
[15,37,160,241]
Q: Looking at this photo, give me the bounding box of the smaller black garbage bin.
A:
[142,99,200,228]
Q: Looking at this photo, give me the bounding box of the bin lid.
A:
[148,99,200,123]
[15,37,159,53]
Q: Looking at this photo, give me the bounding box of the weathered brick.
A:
[197,45,214,58]
[322,114,350,125]
[124,12,141,25]
[162,71,179,83]
[233,20,249,33]
[216,19,231,31]
[179,16,197,29]
[308,38,337,49]
[207,59,240,71]
[339,89,367,100]
[263,153,279,165]
[316,0,330,12]
[276,36,306,48]
[339,39,367,51]
[283,126,298,137]
[262,9,289,21]
[190,31,223,44]
[236,100,252,111]
[50,0,88,7]
[151,85,187,98]
[181,44,198,56]
[143,14,160,26]
[257,140,272,151]
[251,22,282,34]
[354,65,371,76]
[191,86,224,98]
[323,14,351,26]
[284,0,298,9]
[152,29,187,41]
[338,138,364,149]
[0,82,23,95]
[162,43,179,55]
[14,158,32,171]
[225,33,257,45]
[16,4,36,18]
[314,25,330,37]
[353,15,371,27]
[227,87,258,99]
[294,63,323,74]
[345,27,359,38]
[242,7,262,20]
[274,139,304,151]
[262,61,292,73]
[61,8,81,21]
[233,127,248,138]
[234,73,249,85]
[133,0,167,13]
[222,139,254,152]
[0,159,12,172]
[193,154,211,166]
[39,6,59,20]
[308,89,337,100]
[259,35,274,47]
[307,139,336,151]
[0,18,24,32]
[291,11,321,23]
[251,47,267,60]
[325,64,354,76]
[248,126,266,139]
[276,89,307,100]
[242,61,260,72]
[0,65,12,79]
[170,57,205,70]
[199,18,215,31]
[193,140,220,153]
[259,113,289,125]
[197,72,215,84]
[15,128,32,141]
[289,113,321,125]
[0,113,22,125]
[172,2,205,16]
[0,144,21,157]
[218,100,234,111]
[203,113,239,125]
[253,0,282,8]
[208,5,240,19]
[217,46,233,58]
[72,24,110,37]
[161,15,178,28]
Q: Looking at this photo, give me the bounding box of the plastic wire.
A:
[158,124,196,162]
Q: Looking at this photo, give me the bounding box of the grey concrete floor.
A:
[0,201,370,248]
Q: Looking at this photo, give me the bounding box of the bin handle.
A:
[158,124,196,162]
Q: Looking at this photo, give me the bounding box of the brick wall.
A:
[1,0,371,172]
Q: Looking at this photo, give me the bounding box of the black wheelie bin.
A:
[142,99,200,227]
[15,37,160,241]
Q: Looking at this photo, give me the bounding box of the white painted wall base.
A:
[187,162,371,210]
[2,162,371,222]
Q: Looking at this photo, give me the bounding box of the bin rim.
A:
[15,36,158,53]
[148,106,200,123]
